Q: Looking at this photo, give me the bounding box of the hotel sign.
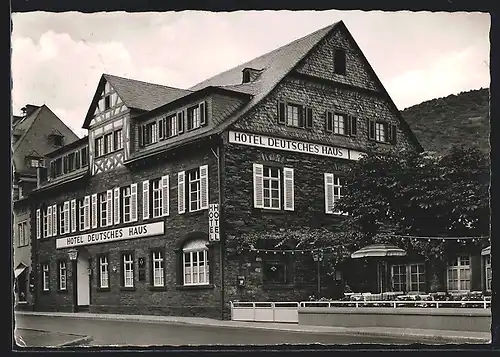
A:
[55,222,164,249]
[208,204,220,242]
[228,131,363,161]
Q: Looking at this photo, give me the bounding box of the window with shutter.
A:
[325,111,333,133]
[253,163,264,209]
[158,118,165,140]
[142,180,150,220]
[138,125,144,147]
[305,107,313,129]
[131,183,138,222]
[324,173,334,214]
[178,171,186,214]
[368,119,376,140]
[200,165,209,210]
[350,116,357,136]
[36,209,41,239]
[177,112,185,134]
[83,196,90,230]
[47,206,52,237]
[91,194,98,228]
[390,124,397,144]
[283,167,294,211]
[52,204,58,236]
[71,200,77,232]
[107,190,113,226]
[114,188,120,224]
[161,175,169,216]
[199,101,207,126]
[277,102,286,125]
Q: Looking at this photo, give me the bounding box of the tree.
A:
[335,145,490,259]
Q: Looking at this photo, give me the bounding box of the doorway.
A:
[76,255,90,309]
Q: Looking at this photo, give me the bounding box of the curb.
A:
[17,312,490,344]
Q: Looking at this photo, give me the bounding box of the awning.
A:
[14,264,27,278]
[351,244,406,259]
[481,246,491,256]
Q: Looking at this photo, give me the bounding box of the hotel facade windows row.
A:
[49,145,89,179]
[277,101,397,145]
[139,101,208,148]
[95,128,123,158]
[35,165,210,239]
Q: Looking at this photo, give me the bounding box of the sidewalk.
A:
[15,327,93,348]
[16,311,491,344]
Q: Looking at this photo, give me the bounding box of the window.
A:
[242,70,251,83]
[325,173,347,215]
[485,255,492,291]
[447,255,471,292]
[286,104,300,127]
[333,114,346,135]
[42,264,50,291]
[104,133,113,154]
[151,178,162,218]
[28,158,41,168]
[43,209,49,238]
[333,48,346,75]
[104,95,111,110]
[263,260,289,284]
[78,198,87,231]
[51,134,64,147]
[391,263,426,293]
[122,186,131,223]
[187,105,201,131]
[152,251,165,287]
[188,169,202,212]
[114,129,123,150]
[99,255,109,288]
[122,253,134,288]
[143,121,158,146]
[81,146,89,167]
[183,240,209,286]
[263,167,281,210]
[167,114,178,137]
[67,152,76,172]
[95,137,104,157]
[99,192,107,227]
[59,261,67,291]
[59,204,66,235]
[375,122,385,142]
[17,222,28,247]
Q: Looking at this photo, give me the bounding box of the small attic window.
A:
[243,70,251,83]
[49,133,64,147]
[104,95,111,110]
[333,49,346,75]
[242,68,261,84]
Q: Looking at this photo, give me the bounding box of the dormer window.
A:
[242,68,262,84]
[49,133,64,147]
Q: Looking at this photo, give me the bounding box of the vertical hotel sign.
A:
[209,204,220,242]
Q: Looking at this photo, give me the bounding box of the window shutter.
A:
[253,163,264,209]
[84,196,90,230]
[64,201,70,234]
[161,175,169,216]
[70,200,76,232]
[107,189,113,226]
[325,111,333,133]
[299,107,305,128]
[324,173,334,214]
[91,194,98,228]
[142,180,150,220]
[283,167,294,211]
[158,119,164,140]
[36,209,41,239]
[177,112,184,134]
[131,183,138,222]
[200,165,209,210]
[390,123,397,144]
[277,102,286,125]
[368,119,375,140]
[199,101,207,126]
[75,151,81,169]
[47,206,52,237]
[178,171,185,214]
[350,116,357,136]
[138,125,144,147]
[114,188,121,224]
[52,204,57,236]
[305,107,313,129]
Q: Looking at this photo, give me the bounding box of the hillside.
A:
[400,88,490,155]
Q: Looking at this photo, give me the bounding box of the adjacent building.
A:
[12,104,79,309]
[25,21,488,318]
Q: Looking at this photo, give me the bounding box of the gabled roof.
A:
[82,74,193,129]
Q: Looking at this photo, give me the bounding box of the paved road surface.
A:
[15,314,450,347]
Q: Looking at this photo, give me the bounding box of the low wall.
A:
[298,307,491,332]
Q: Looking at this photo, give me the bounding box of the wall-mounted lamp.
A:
[112,266,117,273]
[68,249,78,261]
[87,268,92,276]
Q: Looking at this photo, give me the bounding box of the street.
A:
[14,314,451,347]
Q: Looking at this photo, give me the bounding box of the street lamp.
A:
[312,250,324,300]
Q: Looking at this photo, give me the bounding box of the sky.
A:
[11,10,490,138]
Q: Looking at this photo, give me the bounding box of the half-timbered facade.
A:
[26,21,482,318]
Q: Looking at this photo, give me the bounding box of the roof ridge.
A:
[103,73,192,92]
[189,22,339,90]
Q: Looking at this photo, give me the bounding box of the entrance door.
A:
[76,257,90,307]
[17,270,28,303]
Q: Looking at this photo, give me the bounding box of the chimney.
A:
[22,104,40,117]
[36,166,48,188]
